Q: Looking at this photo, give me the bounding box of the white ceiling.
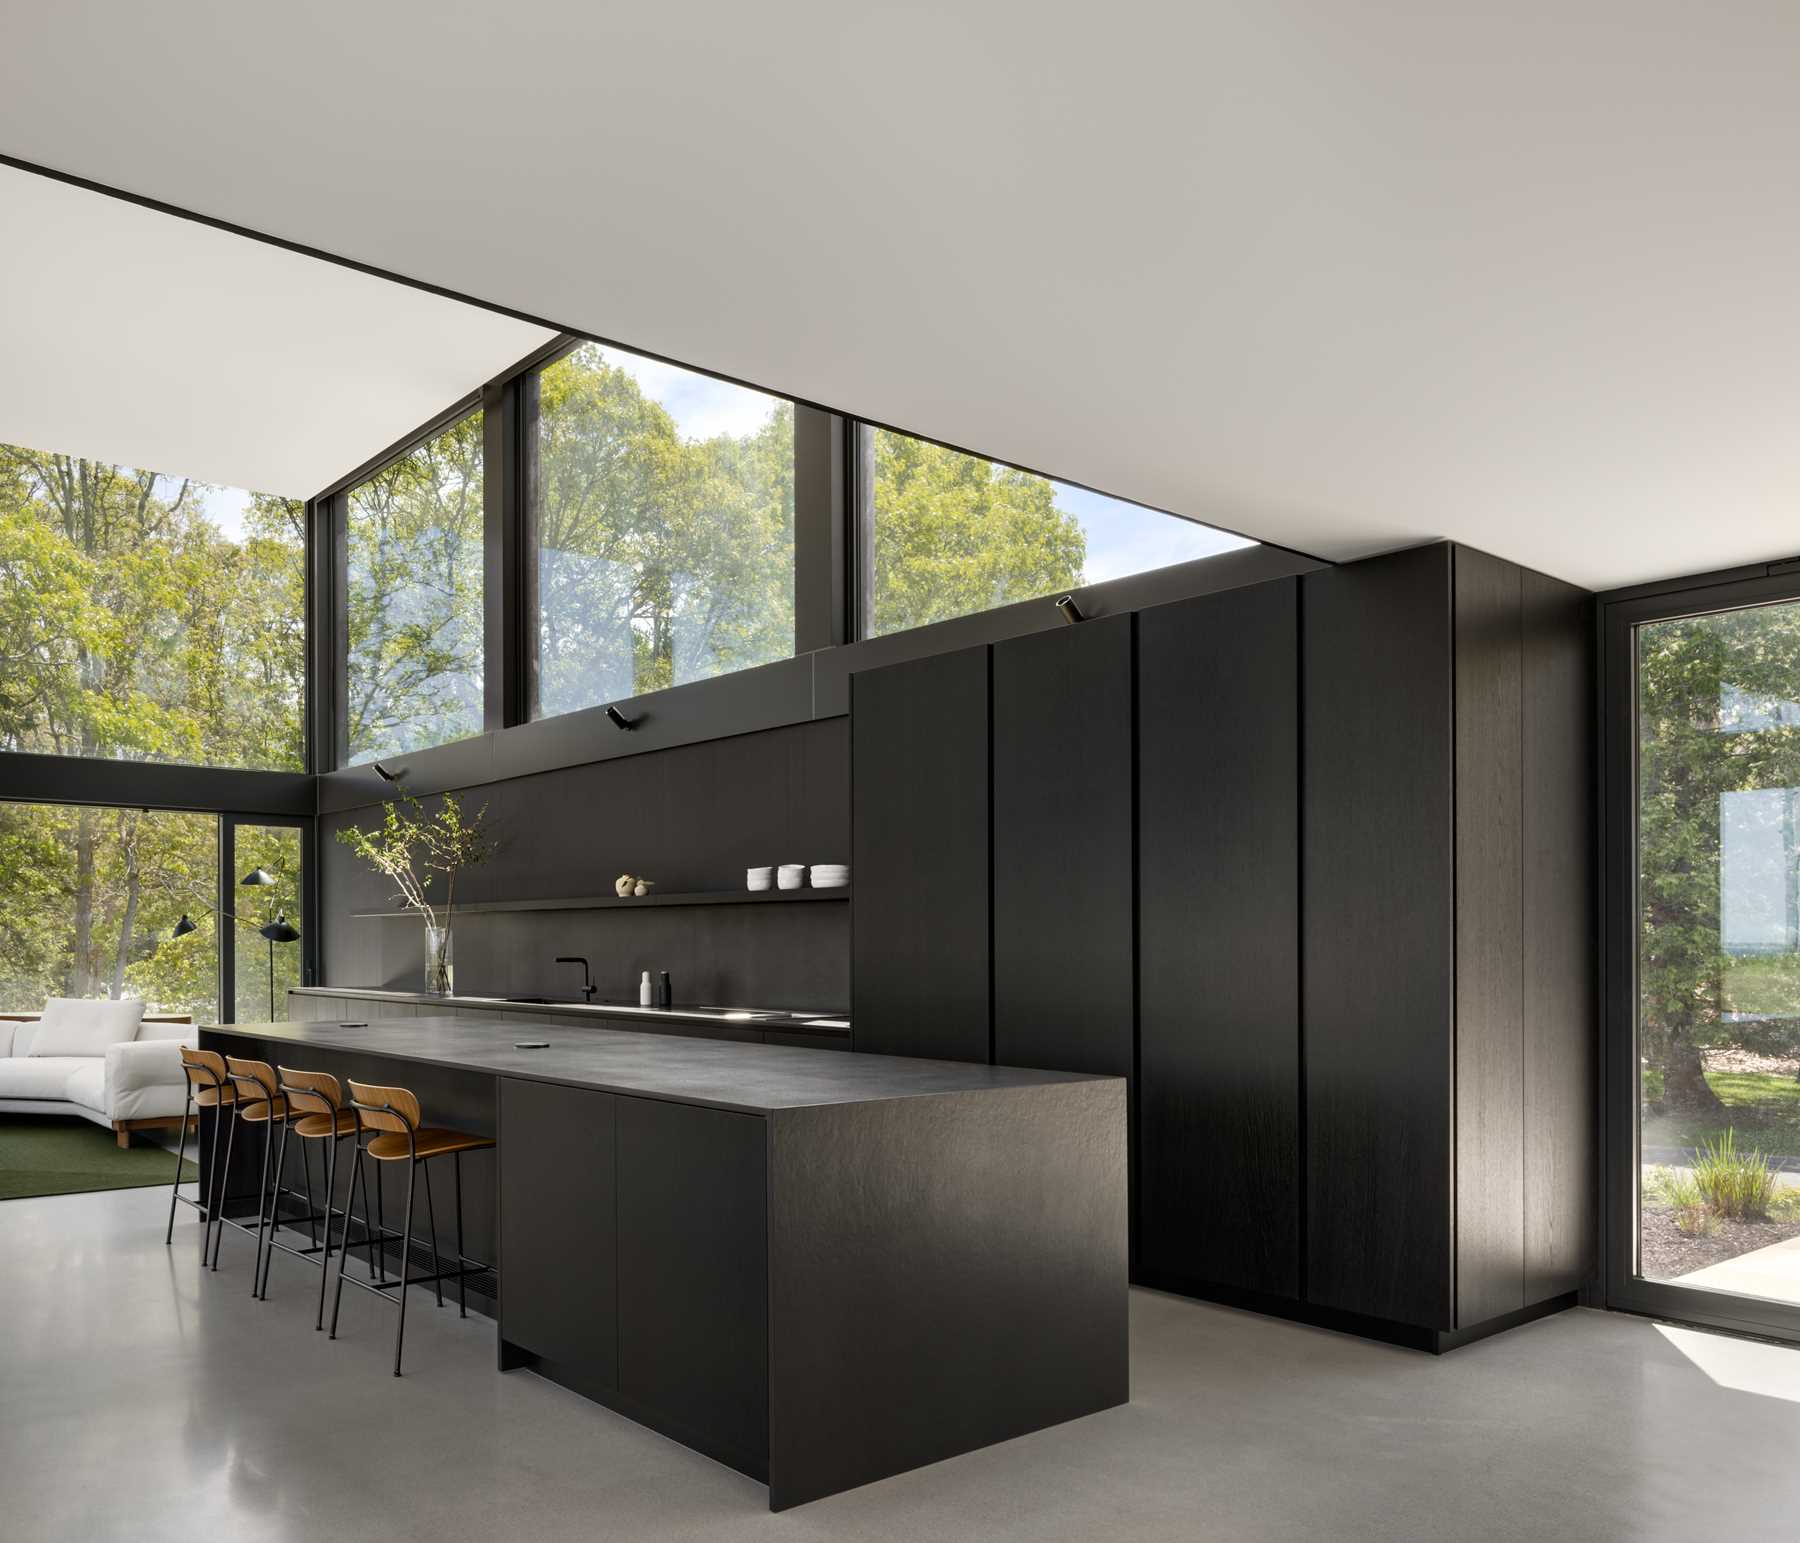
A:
[3,2,1800,586]
[0,165,551,498]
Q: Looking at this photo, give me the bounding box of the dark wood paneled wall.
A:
[992,616,1134,1078]
[1521,568,1598,1300]
[1302,544,1457,1329]
[1137,579,1300,1298]
[1452,548,1527,1328]
[321,718,850,1009]
[850,648,991,1062]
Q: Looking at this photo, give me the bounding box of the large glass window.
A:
[345,412,485,763]
[860,427,1254,637]
[530,343,794,717]
[1636,599,1800,1300]
[231,823,303,1023]
[0,439,304,770]
[0,801,219,1020]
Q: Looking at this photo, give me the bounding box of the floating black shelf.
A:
[350,887,850,919]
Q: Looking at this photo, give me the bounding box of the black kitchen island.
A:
[199,1016,1127,1510]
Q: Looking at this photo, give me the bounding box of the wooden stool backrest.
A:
[224,1056,279,1107]
[276,1065,342,1118]
[345,1078,421,1134]
[178,1045,228,1090]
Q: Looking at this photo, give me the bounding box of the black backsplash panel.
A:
[322,719,850,1010]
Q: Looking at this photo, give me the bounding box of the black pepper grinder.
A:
[657,970,672,1009]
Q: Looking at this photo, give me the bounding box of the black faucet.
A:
[555,956,597,1002]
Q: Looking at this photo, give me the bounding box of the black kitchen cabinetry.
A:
[992,615,1134,1078]
[1302,544,1594,1336]
[1137,578,1301,1300]
[850,647,990,1062]
[848,542,1594,1348]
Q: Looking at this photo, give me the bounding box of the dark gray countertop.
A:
[290,985,850,1036]
[204,1016,1110,1115]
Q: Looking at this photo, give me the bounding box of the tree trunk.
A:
[1662,1032,1725,1114]
[70,806,96,998]
[111,851,140,1000]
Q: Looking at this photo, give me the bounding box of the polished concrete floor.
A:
[6,1185,1800,1542]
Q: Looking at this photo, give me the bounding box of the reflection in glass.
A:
[0,801,219,1020]
[233,825,303,1023]
[531,343,794,718]
[1636,601,1800,1301]
[0,438,305,770]
[345,413,485,763]
[860,427,1254,638]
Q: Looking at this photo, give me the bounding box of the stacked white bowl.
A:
[810,863,850,889]
[746,866,774,891]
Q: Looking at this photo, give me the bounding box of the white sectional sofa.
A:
[0,998,194,1148]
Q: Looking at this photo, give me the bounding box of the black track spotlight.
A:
[1054,594,1085,625]
[605,704,638,731]
[372,760,402,783]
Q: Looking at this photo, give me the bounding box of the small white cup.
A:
[747,865,773,891]
[777,864,805,890]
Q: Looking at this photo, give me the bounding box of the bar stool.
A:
[328,1079,494,1376]
[164,1047,236,1261]
[263,1066,378,1329]
[215,1056,326,1288]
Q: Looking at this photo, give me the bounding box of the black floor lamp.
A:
[169,866,301,1022]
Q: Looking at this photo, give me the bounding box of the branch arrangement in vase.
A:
[336,791,494,994]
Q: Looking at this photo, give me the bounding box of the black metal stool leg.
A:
[423,1160,443,1309]
[374,1164,387,1283]
[315,1132,339,1331]
[393,1156,418,1377]
[211,1110,238,1270]
[329,1143,363,1341]
[454,1150,467,1319]
[299,1137,318,1249]
[259,1121,292,1300]
[164,1084,194,1246]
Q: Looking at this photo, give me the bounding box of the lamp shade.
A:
[240,867,276,887]
[259,912,301,944]
[171,914,197,939]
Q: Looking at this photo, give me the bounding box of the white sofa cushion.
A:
[0,1057,91,1099]
[29,997,145,1057]
[64,1060,104,1114]
[134,1019,189,1042]
[101,1039,190,1121]
[0,1021,13,1057]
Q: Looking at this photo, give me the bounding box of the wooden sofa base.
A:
[113,1115,197,1150]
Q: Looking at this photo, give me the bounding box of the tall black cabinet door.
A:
[1137,580,1300,1298]
[991,616,1134,1077]
[851,648,991,1063]
[1302,545,1455,1329]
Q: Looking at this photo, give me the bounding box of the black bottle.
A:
[657,970,672,1009]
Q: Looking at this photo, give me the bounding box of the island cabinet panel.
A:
[498,1079,618,1386]
[851,648,991,1063]
[1136,579,1301,1299]
[991,615,1134,1078]
[1302,544,1457,1330]
[616,1096,769,1476]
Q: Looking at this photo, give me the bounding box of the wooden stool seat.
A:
[236,1096,298,1124]
[194,1084,238,1109]
[365,1127,497,1162]
[292,1108,359,1139]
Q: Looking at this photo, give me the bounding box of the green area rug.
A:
[0,1115,195,1201]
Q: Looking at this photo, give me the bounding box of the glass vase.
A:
[424,923,454,996]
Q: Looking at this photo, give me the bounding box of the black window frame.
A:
[1601,557,1800,1344]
